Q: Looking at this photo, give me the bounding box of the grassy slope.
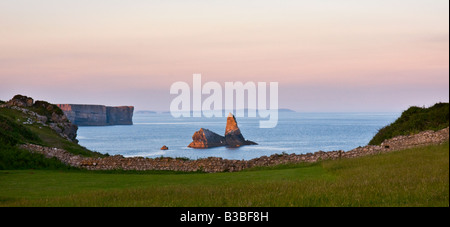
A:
[369,103,449,145]
[0,107,104,170]
[1,142,448,207]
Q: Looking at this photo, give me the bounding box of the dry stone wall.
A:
[20,127,449,173]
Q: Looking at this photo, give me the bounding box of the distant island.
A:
[162,108,296,115]
[135,110,157,114]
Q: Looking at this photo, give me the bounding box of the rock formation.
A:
[1,95,79,143]
[57,104,134,126]
[188,113,257,149]
[224,113,258,147]
[3,94,34,107]
[188,128,227,148]
[161,145,169,150]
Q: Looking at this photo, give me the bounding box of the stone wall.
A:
[20,127,449,173]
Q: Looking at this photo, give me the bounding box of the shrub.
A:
[369,103,449,145]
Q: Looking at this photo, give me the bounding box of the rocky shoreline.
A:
[20,127,449,173]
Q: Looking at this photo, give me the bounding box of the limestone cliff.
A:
[57,104,134,126]
[106,106,134,125]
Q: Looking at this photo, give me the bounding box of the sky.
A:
[0,0,448,112]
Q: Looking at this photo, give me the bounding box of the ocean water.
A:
[77,112,400,160]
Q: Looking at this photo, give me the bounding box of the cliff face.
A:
[106,106,134,125]
[57,104,134,126]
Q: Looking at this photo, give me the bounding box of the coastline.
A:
[20,127,449,173]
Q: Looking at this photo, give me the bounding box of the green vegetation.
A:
[0,105,104,170]
[29,100,65,122]
[0,146,76,170]
[0,114,41,146]
[0,142,448,207]
[1,99,449,206]
[369,103,449,145]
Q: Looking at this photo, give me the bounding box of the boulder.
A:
[161,145,169,150]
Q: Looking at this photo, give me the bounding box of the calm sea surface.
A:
[77,112,400,160]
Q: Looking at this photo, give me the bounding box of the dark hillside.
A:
[369,103,449,145]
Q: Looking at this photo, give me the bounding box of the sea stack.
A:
[188,128,227,149]
[225,113,258,147]
[188,113,257,149]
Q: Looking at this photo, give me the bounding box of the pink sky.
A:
[0,0,448,111]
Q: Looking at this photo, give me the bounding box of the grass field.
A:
[1,142,448,207]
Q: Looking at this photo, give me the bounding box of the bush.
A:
[31,100,65,122]
[369,103,449,145]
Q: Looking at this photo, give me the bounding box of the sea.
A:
[77,112,400,160]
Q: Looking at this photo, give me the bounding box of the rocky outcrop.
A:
[224,113,257,147]
[20,127,450,173]
[188,113,257,149]
[188,128,227,148]
[57,104,134,126]
[3,94,34,107]
[1,95,78,143]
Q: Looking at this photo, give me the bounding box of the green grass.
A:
[0,112,41,146]
[0,107,104,170]
[369,103,449,145]
[1,142,448,207]
[0,145,76,170]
